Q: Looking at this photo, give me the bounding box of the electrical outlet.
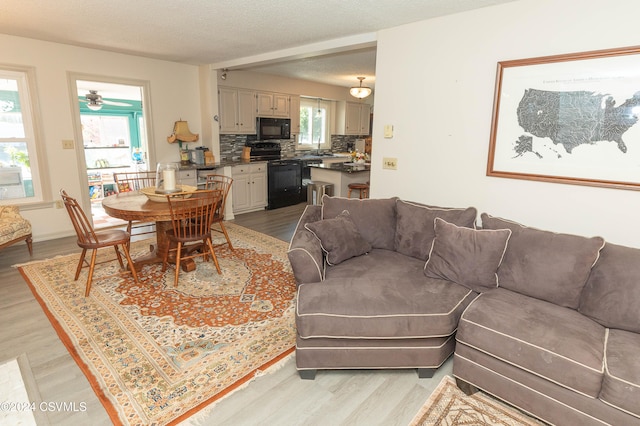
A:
[382,157,397,170]
[54,200,63,209]
[62,139,74,149]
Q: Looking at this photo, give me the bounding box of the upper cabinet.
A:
[336,101,371,136]
[257,91,290,117]
[289,95,300,134]
[219,87,257,134]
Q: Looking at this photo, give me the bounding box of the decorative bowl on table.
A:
[140,185,197,202]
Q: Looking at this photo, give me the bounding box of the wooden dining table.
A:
[102,190,202,271]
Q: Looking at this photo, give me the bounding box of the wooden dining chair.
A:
[162,189,224,286]
[205,174,234,250]
[113,171,157,243]
[60,189,139,297]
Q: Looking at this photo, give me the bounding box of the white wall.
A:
[372,0,640,247]
[1,34,201,241]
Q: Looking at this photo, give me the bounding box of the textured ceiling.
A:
[0,0,517,88]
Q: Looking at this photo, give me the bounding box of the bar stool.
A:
[348,182,369,199]
[307,181,334,205]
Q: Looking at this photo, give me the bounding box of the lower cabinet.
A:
[231,163,267,213]
[178,169,197,187]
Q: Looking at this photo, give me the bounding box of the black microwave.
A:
[257,117,291,140]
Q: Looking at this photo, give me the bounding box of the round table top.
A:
[101,191,175,222]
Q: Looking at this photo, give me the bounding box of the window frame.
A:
[0,65,50,207]
[298,97,331,151]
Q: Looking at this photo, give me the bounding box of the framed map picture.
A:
[487,46,640,191]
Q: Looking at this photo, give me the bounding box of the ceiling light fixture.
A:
[220,68,228,80]
[350,77,372,99]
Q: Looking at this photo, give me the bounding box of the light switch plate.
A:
[382,157,397,170]
[384,125,394,138]
[62,139,74,149]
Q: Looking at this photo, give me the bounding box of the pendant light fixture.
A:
[349,77,372,99]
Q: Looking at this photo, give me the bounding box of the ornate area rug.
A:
[410,376,544,426]
[18,223,297,425]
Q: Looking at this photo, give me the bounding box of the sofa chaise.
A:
[288,196,640,425]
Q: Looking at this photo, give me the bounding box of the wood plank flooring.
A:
[0,201,451,425]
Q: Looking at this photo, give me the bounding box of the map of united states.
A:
[514,89,640,157]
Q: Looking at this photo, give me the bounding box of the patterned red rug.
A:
[18,224,297,425]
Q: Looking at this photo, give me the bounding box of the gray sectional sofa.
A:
[287,196,640,426]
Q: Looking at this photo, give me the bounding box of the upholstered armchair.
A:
[0,205,32,255]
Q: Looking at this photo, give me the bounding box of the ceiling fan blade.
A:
[102,100,132,107]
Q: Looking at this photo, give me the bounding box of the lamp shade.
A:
[350,77,372,99]
[167,120,199,144]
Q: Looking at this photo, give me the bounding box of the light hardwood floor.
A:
[0,202,451,425]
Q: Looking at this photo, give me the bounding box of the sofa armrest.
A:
[288,205,324,285]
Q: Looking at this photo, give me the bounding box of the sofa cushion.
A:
[395,200,477,261]
[481,213,604,309]
[322,196,397,250]
[296,276,477,339]
[305,210,371,265]
[424,218,511,292]
[600,329,640,418]
[579,243,640,334]
[457,288,606,397]
[326,247,425,282]
[288,205,325,284]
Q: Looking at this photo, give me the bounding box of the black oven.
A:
[267,160,301,210]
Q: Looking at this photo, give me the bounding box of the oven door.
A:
[267,161,301,210]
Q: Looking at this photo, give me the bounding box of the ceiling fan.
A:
[80,90,132,111]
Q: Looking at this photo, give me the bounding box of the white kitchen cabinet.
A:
[336,101,371,135]
[257,91,290,117]
[219,87,257,134]
[289,95,300,134]
[231,162,267,213]
[178,168,197,187]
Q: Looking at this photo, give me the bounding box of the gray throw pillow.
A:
[481,213,605,309]
[424,218,511,292]
[395,200,477,260]
[321,196,398,250]
[305,210,372,265]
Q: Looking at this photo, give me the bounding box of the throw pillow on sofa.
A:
[481,213,605,309]
[305,210,372,265]
[321,195,397,250]
[424,218,511,292]
[579,242,640,334]
[395,200,477,261]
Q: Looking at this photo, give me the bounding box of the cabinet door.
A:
[290,95,300,134]
[250,171,267,208]
[219,87,239,134]
[257,92,274,116]
[237,90,257,133]
[345,102,362,135]
[360,104,371,135]
[231,173,251,211]
[272,93,290,117]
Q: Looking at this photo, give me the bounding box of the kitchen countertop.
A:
[308,162,370,173]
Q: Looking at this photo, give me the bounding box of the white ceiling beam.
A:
[209,32,377,70]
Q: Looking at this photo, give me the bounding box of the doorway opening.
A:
[75,80,150,228]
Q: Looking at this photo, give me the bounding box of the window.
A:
[0,68,44,203]
[299,98,331,150]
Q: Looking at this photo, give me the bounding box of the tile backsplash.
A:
[219,134,361,160]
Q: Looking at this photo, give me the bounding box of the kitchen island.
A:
[309,162,370,198]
